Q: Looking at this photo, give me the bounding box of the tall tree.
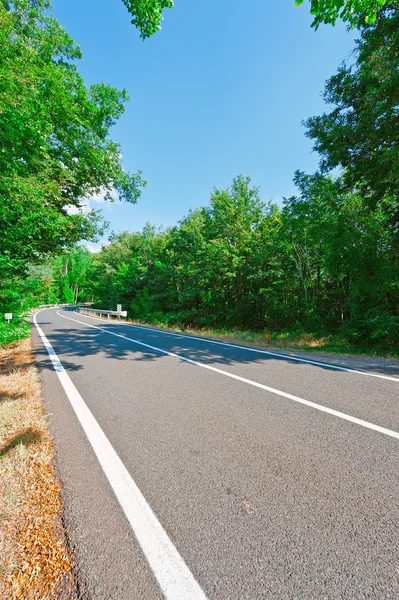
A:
[304,6,399,220]
[0,0,145,277]
[53,247,93,303]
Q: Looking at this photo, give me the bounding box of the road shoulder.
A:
[31,310,163,600]
[0,336,76,599]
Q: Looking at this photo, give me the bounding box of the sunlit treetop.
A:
[295,0,397,27]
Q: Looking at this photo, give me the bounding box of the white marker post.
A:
[117,304,122,320]
[4,313,12,324]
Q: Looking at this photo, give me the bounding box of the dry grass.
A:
[0,338,76,599]
[134,322,329,351]
[79,310,331,351]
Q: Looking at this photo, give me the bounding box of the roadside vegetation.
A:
[0,0,145,348]
[133,323,399,360]
[0,338,76,598]
[86,171,398,357]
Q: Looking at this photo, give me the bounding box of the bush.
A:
[364,312,399,346]
[0,317,30,347]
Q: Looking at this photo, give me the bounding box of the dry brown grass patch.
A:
[0,338,76,599]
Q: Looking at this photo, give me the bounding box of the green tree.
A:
[52,247,93,303]
[122,0,174,38]
[167,175,281,328]
[76,174,398,349]
[0,0,145,277]
[295,0,396,27]
[284,172,399,342]
[304,6,399,220]
[91,226,171,319]
[120,0,398,37]
[201,175,266,324]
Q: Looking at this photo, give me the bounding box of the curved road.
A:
[32,307,399,600]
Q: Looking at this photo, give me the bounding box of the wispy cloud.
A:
[66,188,119,216]
[86,243,102,254]
[86,241,111,254]
[66,199,91,216]
[90,187,119,212]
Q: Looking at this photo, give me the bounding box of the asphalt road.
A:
[32,307,399,600]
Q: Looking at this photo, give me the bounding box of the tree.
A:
[90,226,172,318]
[284,171,399,342]
[120,0,398,37]
[53,247,93,303]
[23,170,394,348]
[304,6,399,220]
[0,0,146,277]
[295,0,396,27]
[122,0,174,38]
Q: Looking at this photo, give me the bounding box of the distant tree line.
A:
[85,168,397,347]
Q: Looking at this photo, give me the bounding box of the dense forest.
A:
[7,165,399,350]
[1,0,398,353]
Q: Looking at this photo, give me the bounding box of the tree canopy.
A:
[78,172,398,348]
[304,6,399,220]
[121,0,399,38]
[296,0,395,27]
[0,0,145,277]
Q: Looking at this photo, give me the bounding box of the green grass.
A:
[127,318,399,360]
[79,307,399,359]
[0,318,31,348]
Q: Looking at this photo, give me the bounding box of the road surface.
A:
[32,307,399,600]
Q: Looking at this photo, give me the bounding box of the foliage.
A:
[88,173,398,349]
[8,170,397,351]
[2,0,398,355]
[295,0,396,27]
[121,0,174,38]
[0,318,31,348]
[51,247,93,304]
[119,0,398,36]
[0,0,145,278]
[304,6,399,218]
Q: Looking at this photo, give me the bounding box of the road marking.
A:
[74,310,399,383]
[33,311,208,600]
[56,310,399,441]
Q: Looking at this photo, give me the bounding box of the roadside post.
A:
[4,313,12,324]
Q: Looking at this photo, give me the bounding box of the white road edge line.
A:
[33,310,208,600]
[73,310,399,383]
[56,309,399,442]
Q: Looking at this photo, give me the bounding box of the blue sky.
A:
[53,0,356,247]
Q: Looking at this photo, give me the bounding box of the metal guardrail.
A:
[39,303,74,308]
[39,302,94,308]
[77,307,127,320]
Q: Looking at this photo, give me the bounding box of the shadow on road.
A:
[32,310,399,379]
